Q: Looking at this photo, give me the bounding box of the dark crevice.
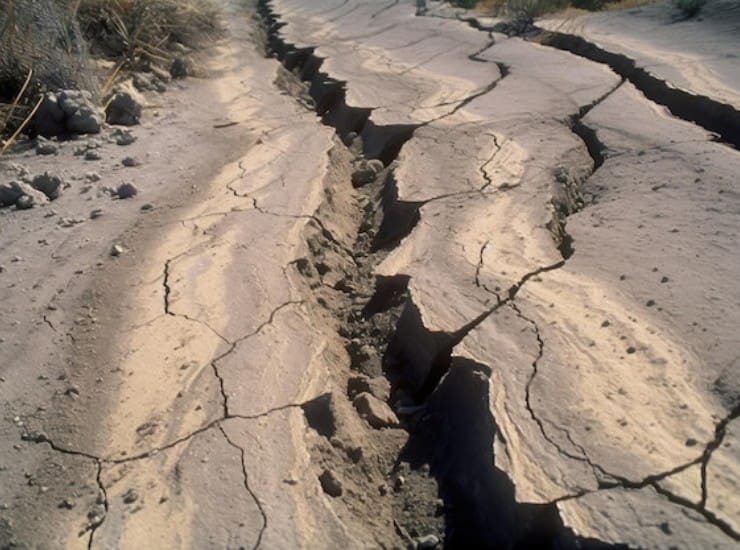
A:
[86,460,108,549]
[537,30,740,148]
[254,1,729,547]
[409,259,565,402]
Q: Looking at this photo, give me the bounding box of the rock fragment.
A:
[35,139,58,156]
[318,469,343,497]
[115,182,138,199]
[57,90,103,135]
[106,92,142,126]
[112,129,136,146]
[351,158,384,187]
[353,392,399,429]
[415,534,440,549]
[0,181,49,208]
[31,173,65,200]
[170,56,189,79]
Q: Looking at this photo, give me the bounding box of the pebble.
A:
[318,469,343,497]
[121,157,140,167]
[90,209,104,219]
[84,150,102,161]
[122,489,139,504]
[36,140,58,155]
[110,244,125,257]
[415,534,440,549]
[116,182,138,199]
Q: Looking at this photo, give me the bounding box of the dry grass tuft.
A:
[73,0,223,63]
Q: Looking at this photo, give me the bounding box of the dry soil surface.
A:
[0,0,738,548]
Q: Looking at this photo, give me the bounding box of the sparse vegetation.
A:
[0,0,222,143]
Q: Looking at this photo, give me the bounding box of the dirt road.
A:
[1,0,738,548]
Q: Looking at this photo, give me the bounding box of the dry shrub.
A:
[73,0,223,63]
[0,0,94,136]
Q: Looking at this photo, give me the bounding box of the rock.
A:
[57,90,103,135]
[85,150,102,161]
[0,181,48,208]
[35,139,58,155]
[86,172,102,182]
[0,182,23,207]
[121,157,140,167]
[32,93,66,137]
[90,209,104,219]
[133,73,154,91]
[351,158,384,187]
[115,182,138,199]
[15,195,35,210]
[353,392,399,429]
[31,173,65,200]
[318,469,343,497]
[170,56,189,79]
[110,244,125,257]
[347,375,391,401]
[106,92,142,126]
[112,129,136,146]
[122,489,138,504]
[415,534,440,549]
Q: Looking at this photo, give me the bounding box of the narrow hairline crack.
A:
[218,424,268,550]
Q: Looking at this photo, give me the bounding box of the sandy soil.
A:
[0,0,738,548]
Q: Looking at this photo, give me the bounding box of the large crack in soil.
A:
[256,1,634,546]
[535,30,740,149]
[263,1,740,546]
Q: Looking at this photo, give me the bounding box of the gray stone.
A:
[111,244,125,257]
[170,56,189,79]
[318,469,342,497]
[106,92,141,126]
[415,534,440,549]
[32,93,66,137]
[112,129,136,146]
[351,159,384,187]
[116,182,138,199]
[353,392,399,429]
[90,209,104,219]
[121,157,140,167]
[0,182,23,207]
[57,90,103,135]
[31,173,65,200]
[35,139,58,156]
[85,150,102,161]
[0,181,48,208]
[15,195,35,210]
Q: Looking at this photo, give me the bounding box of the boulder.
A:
[0,181,49,208]
[57,90,103,135]
[353,392,399,429]
[31,173,65,200]
[106,92,142,126]
[33,90,103,136]
[0,182,23,207]
[32,93,66,137]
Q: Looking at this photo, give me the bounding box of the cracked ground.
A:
[1,0,739,548]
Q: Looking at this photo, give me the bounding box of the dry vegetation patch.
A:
[0,0,222,145]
